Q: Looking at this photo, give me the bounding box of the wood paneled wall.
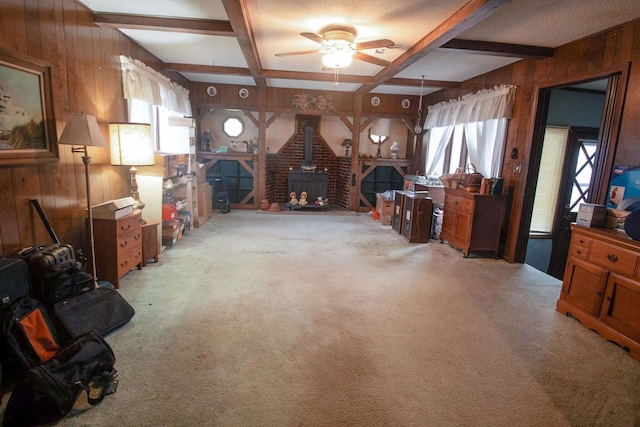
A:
[0,0,185,255]
[423,19,640,262]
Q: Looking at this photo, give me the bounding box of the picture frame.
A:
[0,47,58,166]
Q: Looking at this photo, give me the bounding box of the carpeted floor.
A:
[4,210,640,426]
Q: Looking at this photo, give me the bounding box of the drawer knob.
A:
[607,253,618,263]
[578,240,584,244]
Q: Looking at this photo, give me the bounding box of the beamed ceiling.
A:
[78,0,640,96]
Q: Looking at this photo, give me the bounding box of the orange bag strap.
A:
[19,308,59,363]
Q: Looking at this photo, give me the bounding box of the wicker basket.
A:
[440,164,483,190]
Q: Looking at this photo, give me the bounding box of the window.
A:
[223,117,244,138]
[530,127,569,233]
[425,124,468,177]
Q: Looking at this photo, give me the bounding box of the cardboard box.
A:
[577,203,607,228]
[607,165,640,209]
[376,193,394,226]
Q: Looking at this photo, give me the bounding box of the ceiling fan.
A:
[275,26,395,69]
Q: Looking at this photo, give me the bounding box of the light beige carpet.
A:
[4,210,640,426]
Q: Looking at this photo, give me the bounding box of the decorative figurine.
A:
[299,191,308,205]
[289,191,298,205]
[260,199,270,210]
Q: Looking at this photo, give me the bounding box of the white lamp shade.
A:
[109,123,155,166]
[58,113,107,147]
[371,118,391,137]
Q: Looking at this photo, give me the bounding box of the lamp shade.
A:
[58,113,107,147]
[371,118,391,137]
[109,123,155,166]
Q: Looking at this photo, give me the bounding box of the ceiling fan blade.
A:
[353,52,390,67]
[275,50,321,57]
[354,39,395,50]
[301,32,325,45]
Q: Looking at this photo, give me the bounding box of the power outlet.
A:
[513,161,521,173]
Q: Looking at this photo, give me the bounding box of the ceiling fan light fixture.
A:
[322,50,354,69]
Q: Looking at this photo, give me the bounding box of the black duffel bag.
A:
[3,330,118,427]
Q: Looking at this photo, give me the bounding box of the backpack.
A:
[3,330,118,427]
[0,298,60,381]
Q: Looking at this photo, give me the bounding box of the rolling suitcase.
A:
[17,244,81,303]
[0,259,31,307]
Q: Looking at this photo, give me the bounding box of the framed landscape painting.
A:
[0,47,57,165]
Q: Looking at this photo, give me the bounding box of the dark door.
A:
[547,127,600,279]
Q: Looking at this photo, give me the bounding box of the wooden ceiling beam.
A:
[441,38,554,59]
[356,0,513,96]
[165,64,461,89]
[164,63,253,76]
[222,0,267,90]
[93,13,234,36]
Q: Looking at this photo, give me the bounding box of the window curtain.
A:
[425,85,516,178]
[119,56,192,116]
[464,118,508,178]
[425,125,455,177]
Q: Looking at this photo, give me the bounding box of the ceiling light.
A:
[322,49,354,69]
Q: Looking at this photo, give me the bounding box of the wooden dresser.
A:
[93,210,143,288]
[557,225,640,362]
[440,188,505,257]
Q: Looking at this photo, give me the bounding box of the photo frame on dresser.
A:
[0,47,57,166]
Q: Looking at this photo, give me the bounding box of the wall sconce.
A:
[109,123,155,211]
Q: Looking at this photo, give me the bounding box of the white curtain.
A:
[425,85,516,129]
[464,118,508,178]
[119,56,192,116]
[425,125,455,177]
[424,85,516,178]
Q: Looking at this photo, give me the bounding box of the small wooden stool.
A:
[141,219,160,267]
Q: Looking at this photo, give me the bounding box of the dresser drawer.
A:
[117,231,142,256]
[588,239,638,277]
[571,233,592,249]
[445,195,473,215]
[117,212,141,238]
[569,244,589,260]
[117,246,143,279]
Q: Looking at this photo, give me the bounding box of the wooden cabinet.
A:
[557,225,640,362]
[93,210,143,288]
[196,182,213,224]
[440,188,505,257]
[392,191,410,234]
[402,194,433,243]
[141,219,160,267]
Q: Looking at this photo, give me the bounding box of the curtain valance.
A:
[119,56,192,116]
[425,85,517,129]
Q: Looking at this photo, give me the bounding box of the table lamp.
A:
[108,123,155,211]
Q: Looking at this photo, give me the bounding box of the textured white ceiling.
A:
[77,0,640,95]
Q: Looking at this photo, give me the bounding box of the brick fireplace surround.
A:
[265,115,351,208]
